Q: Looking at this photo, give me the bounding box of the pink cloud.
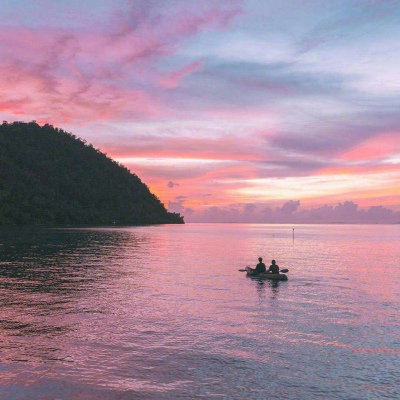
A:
[0,28,162,125]
[160,59,205,89]
[107,134,268,161]
[341,132,400,161]
[0,2,242,124]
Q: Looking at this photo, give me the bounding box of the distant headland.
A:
[0,121,184,226]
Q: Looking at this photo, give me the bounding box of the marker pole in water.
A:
[293,228,294,241]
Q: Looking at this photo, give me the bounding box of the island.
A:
[0,121,184,226]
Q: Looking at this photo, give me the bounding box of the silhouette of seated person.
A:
[268,259,279,274]
[255,257,267,273]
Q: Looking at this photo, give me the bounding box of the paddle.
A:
[238,268,289,273]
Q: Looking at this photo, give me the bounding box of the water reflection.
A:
[0,227,150,363]
[0,224,398,400]
[250,276,283,300]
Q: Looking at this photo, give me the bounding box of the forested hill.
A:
[0,121,184,225]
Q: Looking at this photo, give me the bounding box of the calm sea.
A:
[0,224,399,399]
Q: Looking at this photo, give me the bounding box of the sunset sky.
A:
[1,0,399,222]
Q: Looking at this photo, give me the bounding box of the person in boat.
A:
[268,259,279,274]
[255,257,267,273]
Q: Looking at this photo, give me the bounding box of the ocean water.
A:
[0,223,399,399]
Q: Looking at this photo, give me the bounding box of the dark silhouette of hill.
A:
[0,121,184,225]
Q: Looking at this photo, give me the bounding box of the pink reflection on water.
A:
[0,224,399,399]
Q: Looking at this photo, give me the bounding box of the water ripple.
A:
[0,224,399,399]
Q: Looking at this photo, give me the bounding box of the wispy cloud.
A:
[0,1,241,124]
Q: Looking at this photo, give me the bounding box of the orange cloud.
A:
[318,163,400,177]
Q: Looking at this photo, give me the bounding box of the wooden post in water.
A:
[293,228,294,241]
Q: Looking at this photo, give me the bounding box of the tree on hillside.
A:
[0,121,184,225]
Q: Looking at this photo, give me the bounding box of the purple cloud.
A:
[182,200,400,224]
[168,181,180,188]
[276,200,300,215]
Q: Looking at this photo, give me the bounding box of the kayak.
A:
[245,267,288,281]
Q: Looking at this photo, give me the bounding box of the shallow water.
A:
[0,223,399,399]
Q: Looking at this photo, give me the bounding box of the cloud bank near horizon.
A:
[1,0,399,221]
[169,200,400,224]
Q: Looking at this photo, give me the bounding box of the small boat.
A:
[245,266,288,281]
